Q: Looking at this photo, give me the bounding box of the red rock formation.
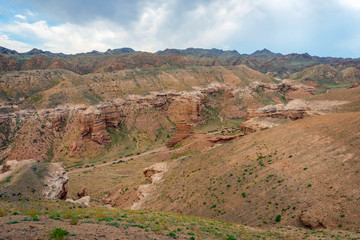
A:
[91,111,110,144]
[79,105,123,144]
[50,112,65,132]
[167,120,194,148]
[77,188,89,198]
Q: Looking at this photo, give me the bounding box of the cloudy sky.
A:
[0,0,359,57]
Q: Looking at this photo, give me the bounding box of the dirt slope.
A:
[136,111,360,230]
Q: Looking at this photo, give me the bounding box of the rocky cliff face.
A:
[0,80,318,161]
[167,120,194,148]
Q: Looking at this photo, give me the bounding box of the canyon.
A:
[0,47,360,240]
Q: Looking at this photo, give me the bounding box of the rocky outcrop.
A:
[242,99,349,134]
[0,160,18,173]
[204,134,244,143]
[143,162,168,184]
[245,99,315,120]
[246,99,349,122]
[43,163,68,200]
[167,120,194,148]
[77,187,88,198]
[241,117,291,134]
[79,106,113,144]
[66,196,91,206]
[249,79,315,94]
[131,162,168,210]
[38,108,68,131]
[299,211,326,229]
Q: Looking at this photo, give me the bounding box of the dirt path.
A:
[68,146,168,174]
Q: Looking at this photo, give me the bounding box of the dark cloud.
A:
[9,0,206,26]
[10,0,139,25]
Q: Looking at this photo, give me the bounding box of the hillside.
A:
[0,45,360,239]
[0,65,274,109]
[290,64,360,89]
[133,109,360,230]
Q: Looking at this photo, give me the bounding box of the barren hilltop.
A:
[0,47,359,239]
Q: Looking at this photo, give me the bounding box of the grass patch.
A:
[50,228,69,240]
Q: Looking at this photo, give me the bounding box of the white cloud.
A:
[1,0,260,53]
[339,0,360,9]
[0,20,130,53]
[180,0,254,48]
[0,34,31,52]
[14,14,26,20]
[0,0,359,57]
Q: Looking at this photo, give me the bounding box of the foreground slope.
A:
[1,200,359,239]
[136,108,360,230]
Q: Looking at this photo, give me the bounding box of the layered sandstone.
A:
[249,79,316,96]
[167,121,194,147]
[240,117,291,134]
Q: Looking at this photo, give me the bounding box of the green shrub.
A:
[227,235,236,240]
[70,218,78,225]
[50,228,69,240]
[106,222,119,227]
[7,221,20,224]
[0,208,6,217]
[4,176,12,183]
[275,215,281,222]
[168,232,177,239]
[26,210,38,218]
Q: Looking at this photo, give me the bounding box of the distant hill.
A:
[250,48,282,57]
[0,46,18,55]
[156,48,242,62]
[0,46,360,81]
[105,48,136,54]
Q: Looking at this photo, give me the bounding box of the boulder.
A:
[66,196,91,206]
[43,163,68,200]
[77,187,88,198]
[299,211,326,229]
[0,160,19,173]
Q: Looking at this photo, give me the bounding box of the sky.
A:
[0,0,360,57]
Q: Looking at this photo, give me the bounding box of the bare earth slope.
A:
[136,111,360,230]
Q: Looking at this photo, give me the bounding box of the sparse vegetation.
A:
[50,228,69,240]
